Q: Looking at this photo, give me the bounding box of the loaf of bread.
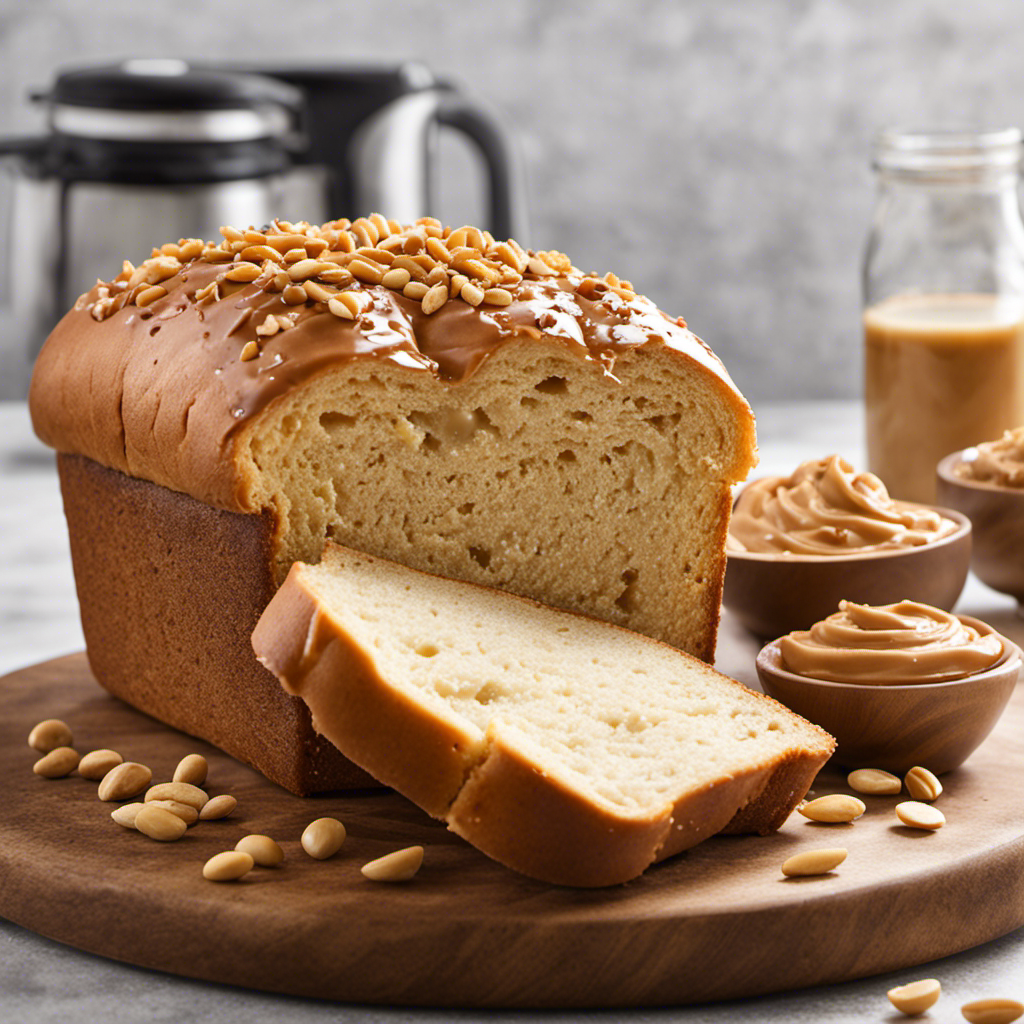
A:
[30,215,757,794]
[253,544,834,886]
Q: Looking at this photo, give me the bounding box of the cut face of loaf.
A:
[253,544,835,887]
[237,338,752,660]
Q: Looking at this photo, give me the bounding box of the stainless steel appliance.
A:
[0,59,524,395]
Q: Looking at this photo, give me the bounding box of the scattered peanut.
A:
[904,766,943,802]
[361,846,424,882]
[77,749,123,781]
[887,978,941,1016]
[482,286,513,306]
[403,281,429,300]
[421,282,449,315]
[203,850,254,882]
[134,804,188,842]
[301,817,346,860]
[145,781,208,811]
[135,284,167,308]
[895,801,946,831]
[235,834,284,867]
[780,848,847,877]
[798,794,866,823]
[111,803,144,828]
[847,768,901,795]
[327,290,367,319]
[381,267,411,290]
[224,261,263,283]
[28,719,73,753]
[172,753,208,787]
[148,799,199,825]
[98,762,152,801]
[961,998,1024,1024]
[32,746,80,778]
[198,794,237,820]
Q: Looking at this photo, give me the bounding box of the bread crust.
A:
[689,485,735,663]
[253,546,835,886]
[252,580,479,817]
[57,454,374,794]
[447,731,673,887]
[719,748,830,836]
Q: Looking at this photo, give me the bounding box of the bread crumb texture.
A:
[242,348,747,655]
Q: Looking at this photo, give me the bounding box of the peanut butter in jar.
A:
[863,127,1024,503]
[864,293,1024,503]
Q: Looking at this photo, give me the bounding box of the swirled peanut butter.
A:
[956,426,1024,487]
[778,600,1005,684]
[727,455,958,555]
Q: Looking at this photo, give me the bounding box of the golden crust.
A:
[57,454,373,794]
[447,733,673,888]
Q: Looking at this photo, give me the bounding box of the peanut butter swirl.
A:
[956,426,1024,487]
[779,600,1005,685]
[728,455,958,555]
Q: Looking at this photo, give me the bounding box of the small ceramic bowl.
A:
[937,451,1024,607]
[756,617,1020,774]
[723,507,972,639]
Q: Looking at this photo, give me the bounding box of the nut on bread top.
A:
[30,215,753,510]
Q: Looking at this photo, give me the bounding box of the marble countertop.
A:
[1,398,1021,1024]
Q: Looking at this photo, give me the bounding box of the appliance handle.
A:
[435,87,528,244]
[0,137,50,392]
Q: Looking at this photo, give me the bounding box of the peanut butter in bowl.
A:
[937,427,1024,608]
[756,600,1021,773]
[723,456,971,638]
[777,600,1006,685]
[955,426,1024,487]
[727,455,959,556]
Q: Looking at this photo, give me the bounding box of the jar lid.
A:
[42,61,303,143]
[873,127,1023,178]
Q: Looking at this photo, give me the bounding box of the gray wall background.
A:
[2,0,1024,400]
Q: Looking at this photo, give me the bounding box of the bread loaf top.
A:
[29,215,754,512]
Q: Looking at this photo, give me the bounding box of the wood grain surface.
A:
[1,653,1022,1008]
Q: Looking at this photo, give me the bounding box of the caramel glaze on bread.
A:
[30,215,757,793]
[254,544,834,887]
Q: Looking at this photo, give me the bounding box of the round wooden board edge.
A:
[2,654,1024,1008]
[5,838,1024,1009]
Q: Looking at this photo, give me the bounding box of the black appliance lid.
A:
[42,61,304,142]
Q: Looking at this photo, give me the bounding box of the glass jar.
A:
[863,127,1024,502]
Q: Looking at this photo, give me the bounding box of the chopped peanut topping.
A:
[84,217,639,324]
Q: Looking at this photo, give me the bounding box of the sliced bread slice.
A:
[253,544,834,886]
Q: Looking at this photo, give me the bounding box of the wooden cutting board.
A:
[2,653,1023,1008]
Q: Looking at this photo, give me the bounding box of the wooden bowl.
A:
[937,451,1024,607]
[723,507,971,639]
[755,619,1020,774]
